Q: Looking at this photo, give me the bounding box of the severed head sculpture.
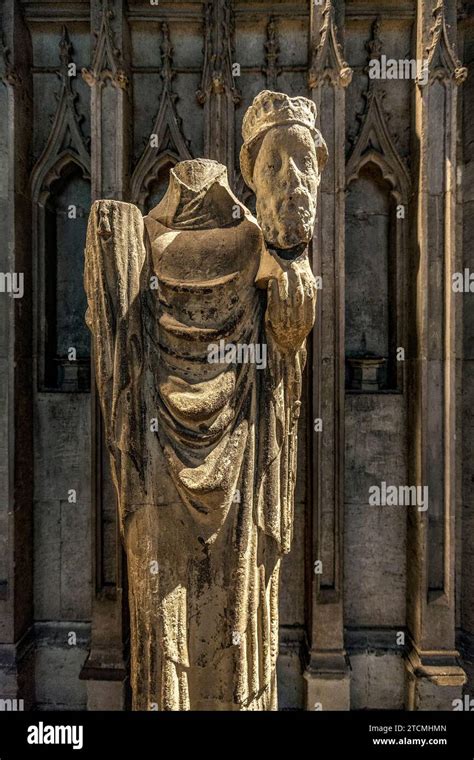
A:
[240,90,328,252]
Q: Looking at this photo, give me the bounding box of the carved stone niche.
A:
[345,90,410,393]
[40,165,91,391]
[31,27,91,392]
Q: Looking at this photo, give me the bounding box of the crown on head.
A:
[240,90,327,190]
[242,90,317,147]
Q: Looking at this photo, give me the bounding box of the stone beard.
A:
[252,123,319,250]
[84,92,326,710]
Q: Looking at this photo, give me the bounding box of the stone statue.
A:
[84,91,327,711]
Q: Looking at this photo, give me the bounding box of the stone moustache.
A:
[84,91,326,711]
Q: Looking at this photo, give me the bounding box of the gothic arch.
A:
[423,0,467,86]
[345,69,410,391]
[31,30,90,202]
[131,23,191,211]
[31,27,91,391]
[346,89,410,204]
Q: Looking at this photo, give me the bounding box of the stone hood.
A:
[148,158,251,230]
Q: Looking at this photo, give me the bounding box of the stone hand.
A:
[265,256,317,350]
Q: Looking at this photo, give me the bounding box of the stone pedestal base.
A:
[79,588,128,710]
[303,652,351,710]
[85,678,127,711]
[0,629,35,710]
[80,656,128,710]
[405,649,466,710]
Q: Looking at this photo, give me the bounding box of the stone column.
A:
[406,0,467,709]
[460,0,474,694]
[79,0,131,710]
[0,0,34,707]
[304,0,352,710]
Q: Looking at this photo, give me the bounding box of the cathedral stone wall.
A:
[0,0,472,710]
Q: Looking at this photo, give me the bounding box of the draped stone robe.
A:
[84,159,308,710]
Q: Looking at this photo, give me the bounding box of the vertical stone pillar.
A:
[82,0,130,201]
[304,0,352,710]
[196,0,240,183]
[0,0,34,707]
[80,0,131,710]
[460,0,474,693]
[406,0,467,709]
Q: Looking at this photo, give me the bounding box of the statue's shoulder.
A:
[237,208,264,247]
[143,212,167,242]
[143,202,263,246]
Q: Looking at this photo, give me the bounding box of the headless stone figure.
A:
[84,91,327,710]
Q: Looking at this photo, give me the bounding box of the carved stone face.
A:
[252,124,319,249]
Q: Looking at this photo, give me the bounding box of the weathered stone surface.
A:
[277,629,305,710]
[34,623,89,710]
[0,0,471,713]
[344,394,407,627]
[34,501,61,621]
[60,500,92,620]
[280,388,307,628]
[34,396,91,502]
[34,497,91,622]
[84,91,323,710]
[350,652,405,710]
